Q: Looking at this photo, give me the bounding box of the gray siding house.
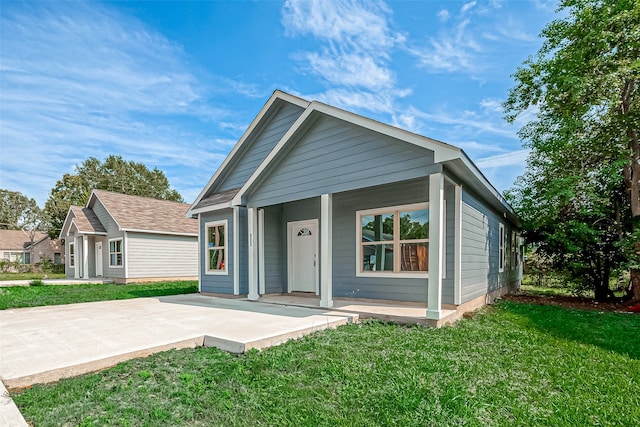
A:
[188,90,522,321]
[61,190,198,283]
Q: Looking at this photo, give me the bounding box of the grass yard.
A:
[0,281,198,310]
[11,301,640,426]
[0,272,66,281]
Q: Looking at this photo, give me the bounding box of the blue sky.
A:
[0,0,558,206]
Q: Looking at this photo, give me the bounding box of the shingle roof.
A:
[0,229,48,250]
[92,190,198,235]
[191,188,240,211]
[70,206,107,234]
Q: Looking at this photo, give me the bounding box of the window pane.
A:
[400,209,429,240]
[208,225,225,247]
[209,249,225,271]
[400,243,429,271]
[362,244,394,271]
[361,213,394,242]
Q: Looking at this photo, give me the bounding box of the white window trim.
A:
[498,223,505,273]
[109,238,124,268]
[205,220,228,276]
[356,202,429,279]
[68,242,75,268]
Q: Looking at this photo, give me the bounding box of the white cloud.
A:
[0,2,233,204]
[475,149,530,168]
[460,1,478,15]
[437,9,450,22]
[281,0,408,115]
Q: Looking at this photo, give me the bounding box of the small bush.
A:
[29,279,44,286]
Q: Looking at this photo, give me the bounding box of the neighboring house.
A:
[0,229,63,265]
[187,90,522,321]
[60,190,198,283]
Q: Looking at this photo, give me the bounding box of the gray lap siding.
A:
[332,178,447,303]
[247,115,437,208]
[218,103,305,192]
[460,189,521,303]
[200,209,242,294]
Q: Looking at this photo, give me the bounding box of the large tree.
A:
[0,189,45,262]
[0,189,42,230]
[504,0,639,300]
[44,155,184,238]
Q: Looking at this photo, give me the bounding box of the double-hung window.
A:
[206,220,227,274]
[109,238,123,267]
[69,242,75,267]
[357,203,429,277]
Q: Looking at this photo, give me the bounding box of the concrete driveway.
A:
[0,294,357,389]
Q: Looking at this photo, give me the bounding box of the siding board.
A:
[200,210,235,294]
[249,115,436,207]
[219,103,305,192]
[126,233,197,279]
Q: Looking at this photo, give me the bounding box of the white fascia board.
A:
[187,201,234,217]
[234,100,464,205]
[120,228,198,237]
[59,207,77,239]
[310,102,462,163]
[188,91,311,215]
[458,151,520,225]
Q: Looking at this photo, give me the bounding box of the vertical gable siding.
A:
[127,233,198,279]
[460,190,520,302]
[218,103,305,192]
[249,115,436,208]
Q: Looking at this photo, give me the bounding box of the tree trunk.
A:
[621,80,640,301]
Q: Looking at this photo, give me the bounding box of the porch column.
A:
[82,235,89,280]
[454,185,463,305]
[247,207,259,300]
[320,194,333,308]
[258,208,265,295]
[427,173,445,319]
[73,236,80,279]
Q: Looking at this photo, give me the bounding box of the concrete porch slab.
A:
[258,294,459,326]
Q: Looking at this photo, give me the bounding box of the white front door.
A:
[288,219,318,293]
[95,242,103,277]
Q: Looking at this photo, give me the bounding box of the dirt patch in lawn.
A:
[505,293,640,313]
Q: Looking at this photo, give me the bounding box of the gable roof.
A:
[189,90,519,225]
[89,190,198,236]
[188,90,309,216]
[69,206,107,234]
[61,190,198,238]
[0,229,48,250]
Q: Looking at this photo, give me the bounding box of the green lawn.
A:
[0,272,66,281]
[11,301,640,426]
[0,281,198,310]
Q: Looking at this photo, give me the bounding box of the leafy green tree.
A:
[44,155,184,238]
[504,0,639,300]
[0,189,46,263]
[0,189,42,230]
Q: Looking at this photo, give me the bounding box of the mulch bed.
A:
[505,293,640,313]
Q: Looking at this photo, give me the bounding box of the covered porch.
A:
[245,172,458,321]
